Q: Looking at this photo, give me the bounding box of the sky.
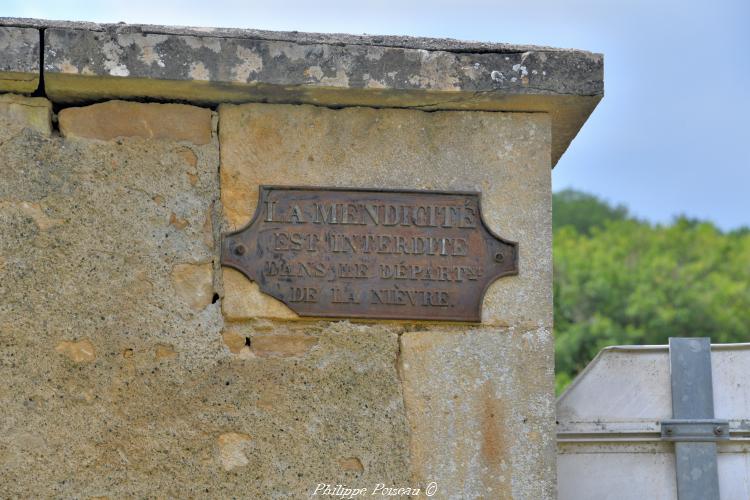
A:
[5,0,749,230]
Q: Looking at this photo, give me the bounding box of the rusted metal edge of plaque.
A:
[221,185,518,322]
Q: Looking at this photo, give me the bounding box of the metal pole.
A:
[668,337,721,500]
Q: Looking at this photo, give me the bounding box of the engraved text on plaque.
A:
[221,186,518,321]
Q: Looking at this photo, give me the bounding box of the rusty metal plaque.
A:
[221,186,518,322]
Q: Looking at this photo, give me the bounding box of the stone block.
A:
[0,94,52,137]
[0,26,39,93]
[59,100,213,144]
[400,327,556,498]
[40,22,602,165]
[0,102,222,497]
[214,321,410,495]
[219,102,552,327]
[222,268,299,321]
[221,325,319,358]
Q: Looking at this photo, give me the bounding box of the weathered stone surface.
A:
[42,25,601,96]
[0,104,225,497]
[0,94,52,136]
[59,100,213,144]
[0,17,582,499]
[400,327,556,498]
[154,343,177,359]
[0,26,39,93]
[219,102,554,497]
[0,16,589,53]
[0,200,62,229]
[339,457,365,473]
[55,339,96,363]
[0,98,416,498]
[221,327,248,355]
[217,432,253,471]
[222,267,298,321]
[38,22,601,165]
[250,333,319,358]
[170,262,214,311]
[211,321,410,494]
[221,325,319,358]
[220,103,552,327]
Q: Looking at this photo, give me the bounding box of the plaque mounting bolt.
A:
[233,245,246,256]
[494,252,504,263]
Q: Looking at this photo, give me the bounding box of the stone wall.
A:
[0,18,601,499]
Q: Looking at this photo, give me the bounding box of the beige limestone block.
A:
[59,100,212,144]
[0,94,52,137]
[222,325,317,358]
[222,268,298,320]
[219,103,552,327]
[0,105,222,497]
[399,327,556,499]
[171,262,214,311]
[223,325,321,358]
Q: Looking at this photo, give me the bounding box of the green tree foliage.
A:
[553,190,750,393]
[552,188,629,235]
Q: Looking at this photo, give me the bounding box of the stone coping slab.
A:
[0,26,39,93]
[1,17,593,53]
[0,17,603,165]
